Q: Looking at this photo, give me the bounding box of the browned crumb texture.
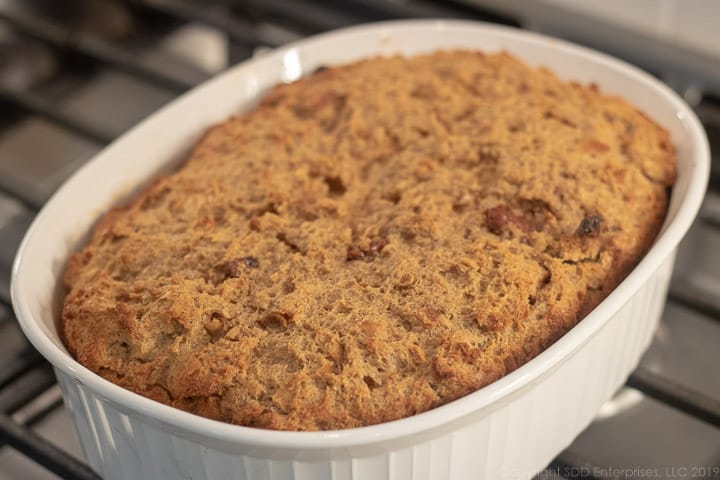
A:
[61,51,676,431]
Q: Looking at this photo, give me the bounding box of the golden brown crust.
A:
[60,50,676,431]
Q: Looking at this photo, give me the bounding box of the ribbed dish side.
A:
[52,253,674,480]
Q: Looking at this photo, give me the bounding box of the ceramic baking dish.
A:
[12,20,709,480]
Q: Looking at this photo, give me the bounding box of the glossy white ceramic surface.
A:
[12,20,709,480]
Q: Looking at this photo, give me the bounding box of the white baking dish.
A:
[11,20,709,480]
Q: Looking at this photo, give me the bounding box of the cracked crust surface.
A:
[60,51,676,431]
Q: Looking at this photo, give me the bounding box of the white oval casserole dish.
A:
[11,20,709,480]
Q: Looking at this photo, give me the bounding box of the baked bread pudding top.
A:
[61,50,675,430]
